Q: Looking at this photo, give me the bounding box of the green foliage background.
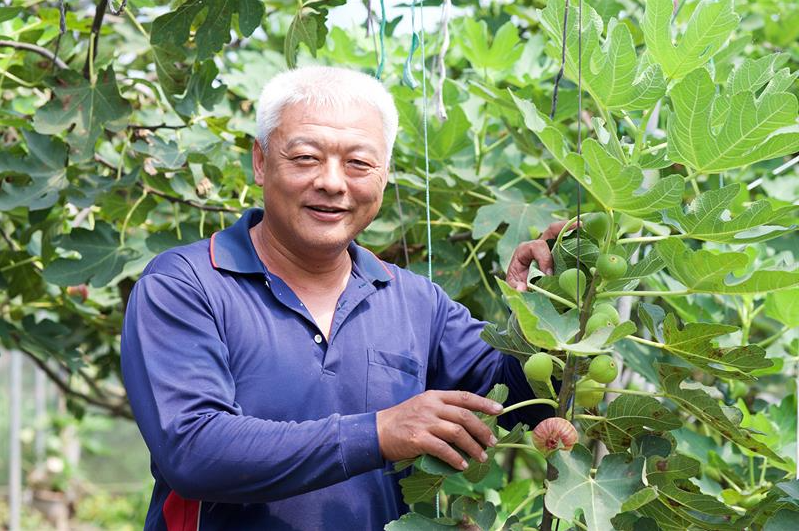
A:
[1,0,798,529]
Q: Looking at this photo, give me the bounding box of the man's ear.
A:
[252,140,266,186]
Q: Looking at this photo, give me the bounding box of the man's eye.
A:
[348,160,371,168]
[293,155,317,163]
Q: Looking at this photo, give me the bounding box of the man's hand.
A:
[506,220,573,291]
[375,390,503,470]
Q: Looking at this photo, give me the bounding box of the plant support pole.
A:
[7,348,22,531]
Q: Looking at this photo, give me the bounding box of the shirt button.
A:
[314,334,323,344]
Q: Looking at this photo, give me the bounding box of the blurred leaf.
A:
[284,1,346,68]
[385,512,456,530]
[460,20,523,72]
[657,363,784,462]
[33,67,131,162]
[151,0,265,62]
[43,222,141,287]
[451,497,497,530]
[174,60,227,117]
[0,130,68,211]
[765,288,799,327]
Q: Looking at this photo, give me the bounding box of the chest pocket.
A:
[365,349,424,412]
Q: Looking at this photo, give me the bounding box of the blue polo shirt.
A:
[121,207,550,531]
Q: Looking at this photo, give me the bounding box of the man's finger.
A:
[431,421,487,463]
[439,390,504,416]
[439,405,496,448]
[422,434,469,471]
[506,240,552,290]
[529,244,554,281]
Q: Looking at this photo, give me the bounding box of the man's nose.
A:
[314,160,347,194]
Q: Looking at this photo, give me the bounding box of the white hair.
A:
[255,66,399,166]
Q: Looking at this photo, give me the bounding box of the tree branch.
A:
[83,0,109,79]
[94,153,239,213]
[18,344,133,420]
[0,40,68,70]
[128,123,188,131]
[138,183,239,213]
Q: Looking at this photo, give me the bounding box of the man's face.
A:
[253,102,389,255]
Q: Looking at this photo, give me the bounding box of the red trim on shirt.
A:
[209,232,219,269]
[365,249,394,279]
[163,490,200,531]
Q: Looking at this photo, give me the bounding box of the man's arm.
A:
[121,258,382,504]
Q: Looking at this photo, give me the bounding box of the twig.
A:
[549,0,570,120]
[544,173,568,196]
[52,0,66,71]
[94,153,239,213]
[0,40,68,70]
[128,123,187,131]
[141,184,238,213]
[83,0,109,79]
[108,0,128,16]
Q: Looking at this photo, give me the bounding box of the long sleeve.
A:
[120,257,383,504]
[425,283,554,430]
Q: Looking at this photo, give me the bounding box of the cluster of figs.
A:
[522,211,645,453]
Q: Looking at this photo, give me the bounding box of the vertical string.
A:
[569,0,584,428]
[417,0,433,281]
[410,0,437,516]
[376,0,387,79]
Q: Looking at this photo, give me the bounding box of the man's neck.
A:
[248,221,352,295]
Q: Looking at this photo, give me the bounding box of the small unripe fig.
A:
[532,417,578,453]
[575,379,605,408]
[593,303,620,324]
[589,355,618,384]
[558,268,587,301]
[585,313,614,336]
[596,254,628,280]
[582,213,610,241]
[524,353,554,382]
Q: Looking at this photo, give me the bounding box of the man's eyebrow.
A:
[285,137,381,160]
[284,137,323,151]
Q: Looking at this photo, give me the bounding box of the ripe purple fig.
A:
[532,417,578,453]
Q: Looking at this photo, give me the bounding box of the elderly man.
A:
[121,66,561,531]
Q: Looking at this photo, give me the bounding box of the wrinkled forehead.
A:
[274,101,388,153]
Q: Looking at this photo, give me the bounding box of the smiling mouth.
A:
[307,205,348,214]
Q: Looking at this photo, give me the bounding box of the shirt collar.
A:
[209,207,393,284]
